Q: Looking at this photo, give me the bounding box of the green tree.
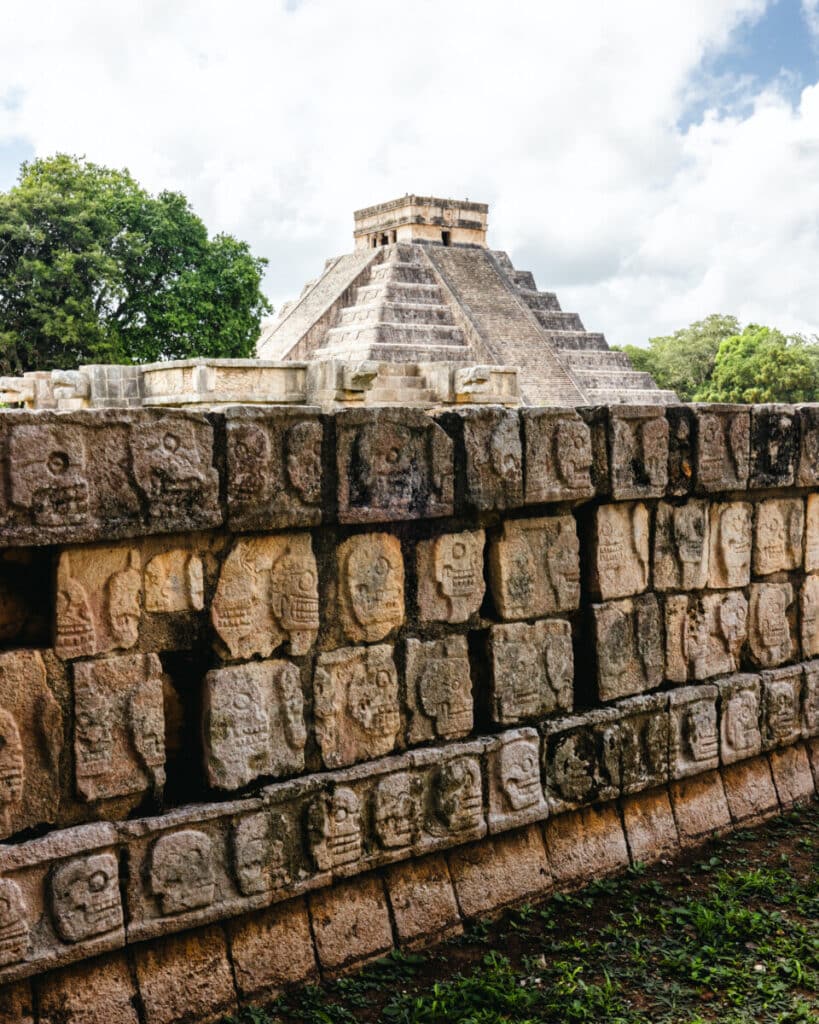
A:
[0,154,271,373]
[698,324,819,403]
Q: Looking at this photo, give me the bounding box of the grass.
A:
[224,802,819,1024]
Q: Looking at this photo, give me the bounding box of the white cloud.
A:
[4,0,819,347]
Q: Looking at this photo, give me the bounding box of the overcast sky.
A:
[2,0,819,346]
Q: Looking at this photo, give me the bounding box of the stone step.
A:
[355,282,443,305]
[370,374,430,389]
[365,388,439,404]
[320,342,473,363]
[509,269,537,290]
[337,302,456,328]
[570,368,660,390]
[560,350,634,370]
[583,387,678,405]
[533,310,584,331]
[515,288,561,311]
[369,262,438,285]
[325,323,466,348]
[549,331,609,351]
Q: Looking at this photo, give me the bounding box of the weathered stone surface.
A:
[416,530,485,623]
[768,744,816,808]
[488,619,573,724]
[385,855,462,947]
[224,407,323,531]
[807,737,819,788]
[36,952,139,1024]
[664,591,747,682]
[447,827,552,917]
[0,980,33,1024]
[212,533,319,659]
[522,408,594,504]
[440,407,523,511]
[488,515,580,619]
[74,653,165,802]
[666,405,695,497]
[748,582,795,668]
[753,499,803,576]
[592,595,663,701]
[607,406,668,500]
[803,660,819,739]
[309,874,393,973]
[615,694,670,795]
[750,405,798,488]
[693,405,750,493]
[806,493,819,573]
[717,674,763,765]
[337,533,404,642]
[133,925,236,1024]
[227,898,317,1002]
[543,711,619,814]
[761,666,802,751]
[314,645,400,768]
[372,771,423,854]
[796,404,819,486]
[231,808,295,898]
[800,576,819,657]
[669,770,732,847]
[405,636,473,743]
[708,502,752,589]
[589,502,649,600]
[336,408,453,524]
[544,804,630,888]
[203,660,306,789]
[411,743,487,847]
[721,757,779,826]
[487,729,548,833]
[0,650,62,840]
[669,685,719,779]
[308,785,364,872]
[653,500,709,591]
[620,788,679,864]
[144,549,204,612]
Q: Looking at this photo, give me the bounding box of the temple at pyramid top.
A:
[258,196,676,406]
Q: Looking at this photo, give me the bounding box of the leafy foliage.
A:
[0,154,271,373]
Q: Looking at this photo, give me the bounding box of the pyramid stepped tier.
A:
[359,363,439,406]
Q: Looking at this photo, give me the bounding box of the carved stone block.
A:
[487,728,548,833]
[308,786,364,872]
[314,645,400,768]
[753,498,803,575]
[337,532,404,642]
[437,407,523,511]
[664,591,747,682]
[669,685,719,779]
[749,582,795,668]
[144,549,205,612]
[372,770,423,853]
[803,660,819,739]
[212,532,319,659]
[806,494,819,573]
[750,405,797,488]
[147,828,218,921]
[203,661,306,790]
[73,653,165,802]
[761,666,802,750]
[416,530,485,623]
[796,404,819,486]
[487,619,573,724]
[708,502,752,588]
[666,405,695,497]
[405,636,473,743]
[543,709,622,814]
[653,500,709,591]
[336,408,453,523]
[800,576,819,658]
[608,406,668,500]
[589,503,649,600]
[0,650,62,841]
[717,674,762,764]
[592,595,663,701]
[52,853,124,943]
[693,405,750,493]
[232,809,293,897]
[224,407,323,531]
[522,408,594,504]
[424,752,485,843]
[487,515,580,619]
[614,694,670,795]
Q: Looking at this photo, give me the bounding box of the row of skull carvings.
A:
[0,660,816,985]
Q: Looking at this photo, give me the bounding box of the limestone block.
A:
[806,493,819,573]
[385,855,462,948]
[620,788,679,864]
[613,694,670,796]
[36,951,139,1024]
[73,653,165,802]
[231,807,298,898]
[224,407,323,531]
[337,533,404,643]
[796,404,819,486]
[803,660,819,738]
[487,728,548,833]
[666,405,695,497]
[753,498,803,575]
[314,645,400,768]
[589,502,649,600]
[447,827,552,918]
[371,770,423,856]
[693,405,750,493]
[768,744,816,808]
[543,710,621,814]
[721,757,779,826]
[592,595,663,701]
[309,875,393,974]
[653,500,709,591]
[211,533,319,659]
[761,666,802,751]
[405,636,473,744]
[203,660,306,790]
[336,408,453,524]
[437,407,523,511]
[669,770,732,847]
[415,530,485,623]
[133,925,237,1024]
[487,619,573,724]
[801,576,819,657]
[144,549,204,612]
[669,685,719,779]
[488,515,580,620]
[522,408,595,504]
[664,591,747,682]
[0,650,62,840]
[750,404,798,488]
[307,784,365,873]
[748,582,795,668]
[807,737,819,788]
[708,502,752,589]
[544,804,630,888]
[410,742,487,849]
[227,898,317,1002]
[717,674,763,765]
[0,980,33,1024]
[608,406,668,500]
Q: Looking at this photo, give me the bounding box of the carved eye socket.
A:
[334,807,347,823]
[88,871,108,893]
[373,557,390,579]
[299,571,315,592]
[386,447,400,464]
[163,433,180,453]
[47,451,69,475]
[233,692,251,710]
[520,754,535,773]
[452,542,466,559]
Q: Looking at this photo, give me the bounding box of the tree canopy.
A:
[0,154,271,374]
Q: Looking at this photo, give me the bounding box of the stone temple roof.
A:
[258,196,677,406]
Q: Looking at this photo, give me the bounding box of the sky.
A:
[2,0,819,347]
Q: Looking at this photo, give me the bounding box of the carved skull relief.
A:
[232,811,288,896]
[308,788,362,870]
[0,878,29,967]
[434,757,482,833]
[0,708,24,827]
[51,853,123,942]
[374,773,420,849]
[9,424,90,526]
[150,831,216,915]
